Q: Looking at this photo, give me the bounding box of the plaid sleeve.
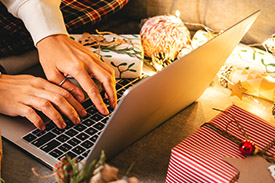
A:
[0,3,35,57]
[0,0,129,57]
[61,0,129,33]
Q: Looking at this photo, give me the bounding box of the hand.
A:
[0,75,86,130]
[36,34,117,115]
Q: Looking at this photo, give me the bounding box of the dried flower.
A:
[263,34,275,55]
[90,164,118,183]
[32,151,139,183]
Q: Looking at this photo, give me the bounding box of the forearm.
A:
[1,0,68,46]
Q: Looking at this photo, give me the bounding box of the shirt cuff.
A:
[17,0,69,46]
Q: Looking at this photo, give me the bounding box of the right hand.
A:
[36,34,117,116]
[0,74,87,130]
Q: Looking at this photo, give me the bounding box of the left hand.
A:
[36,34,117,115]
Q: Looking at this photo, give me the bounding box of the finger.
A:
[46,68,85,103]
[22,95,66,129]
[41,79,87,117]
[60,78,85,103]
[75,42,116,78]
[17,104,45,130]
[30,87,81,125]
[87,63,117,109]
[72,71,109,115]
[89,52,116,77]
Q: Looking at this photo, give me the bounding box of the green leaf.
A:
[267,63,275,67]
[257,51,265,55]
[70,36,75,40]
[118,62,128,66]
[110,61,117,67]
[253,51,256,60]
[261,58,266,66]
[240,49,247,52]
[117,48,132,52]
[103,55,112,58]
[101,50,110,52]
[245,67,249,70]
[129,69,137,72]
[128,63,135,68]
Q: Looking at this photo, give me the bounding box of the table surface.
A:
[2,76,275,183]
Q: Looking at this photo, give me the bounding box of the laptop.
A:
[0,10,260,168]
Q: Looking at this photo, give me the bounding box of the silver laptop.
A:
[0,11,259,168]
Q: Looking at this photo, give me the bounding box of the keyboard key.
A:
[91,114,104,121]
[50,149,63,159]
[65,129,78,137]
[57,134,70,142]
[77,156,85,162]
[45,122,55,131]
[118,79,130,86]
[64,121,74,130]
[68,138,81,146]
[41,140,60,153]
[90,135,99,142]
[83,119,95,127]
[83,150,90,157]
[101,118,109,124]
[52,128,65,135]
[74,124,86,132]
[117,92,122,99]
[87,107,97,115]
[117,89,125,96]
[59,143,72,152]
[32,129,46,137]
[76,133,89,141]
[82,99,93,109]
[107,106,114,113]
[93,122,105,130]
[32,132,56,147]
[103,98,109,105]
[72,146,85,155]
[85,127,98,136]
[23,133,37,142]
[81,140,94,149]
[66,151,77,159]
[115,83,124,90]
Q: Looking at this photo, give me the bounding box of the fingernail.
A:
[75,117,81,124]
[81,109,87,117]
[104,108,109,115]
[61,122,67,129]
[112,102,117,108]
[40,124,46,131]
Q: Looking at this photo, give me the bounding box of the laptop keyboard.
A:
[22,77,141,162]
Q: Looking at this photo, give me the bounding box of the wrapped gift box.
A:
[166,104,275,182]
[70,34,143,78]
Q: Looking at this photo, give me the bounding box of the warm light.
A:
[155,63,163,71]
[175,10,180,18]
[265,75,275,82]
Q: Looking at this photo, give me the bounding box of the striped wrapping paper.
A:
[166,104,275,183]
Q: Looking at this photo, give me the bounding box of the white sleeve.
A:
[1,0,69,46]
